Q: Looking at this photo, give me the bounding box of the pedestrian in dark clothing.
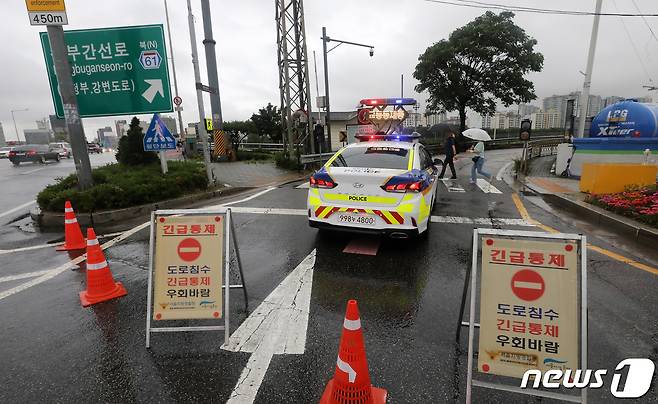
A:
[438,132,457,179]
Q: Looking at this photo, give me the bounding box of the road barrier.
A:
[519,137,565,174]
[79,228,127,307]
[320,300,387,404]
[57,200,86,251]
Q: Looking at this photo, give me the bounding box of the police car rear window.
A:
[331,146,409,170]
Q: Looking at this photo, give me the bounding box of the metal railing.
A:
[300,152,335,165]
[236,142,285,152]
[423,134,563,155]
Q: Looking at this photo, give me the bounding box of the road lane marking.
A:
[20,168,46,175]
[0,200,36,219]
[0,270,52,284]
[441,179,466,193]
[430,216,534,226]
[207,186,276,208]
[496,161,513,181]
[229,207,307,216]
[476,178,502,194]
[343,237,380,255]
[295,182,310,189]
[224,250,315,403]
[0,231,124,256]
[511,193,658,276]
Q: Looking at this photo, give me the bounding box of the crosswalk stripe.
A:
[440,179,465,193]
[295,182,310,189]
[475,178,502,194]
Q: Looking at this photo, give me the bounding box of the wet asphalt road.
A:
[0,149,656,403]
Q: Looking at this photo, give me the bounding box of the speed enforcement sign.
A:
[173,96,182,106]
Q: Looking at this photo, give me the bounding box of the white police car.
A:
[307,133,439,238]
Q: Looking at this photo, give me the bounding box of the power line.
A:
[631,0,658,43]
[612,0,653,83]
[423,0,658,17]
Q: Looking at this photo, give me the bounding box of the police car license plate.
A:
[338,213,375,226]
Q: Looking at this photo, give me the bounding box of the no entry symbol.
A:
[177,238,201,262]
[511,269,545,301]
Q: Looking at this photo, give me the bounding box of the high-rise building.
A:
[160,116,178,135]
[49,115,67,141]
[114,120,127,138]
[481,112,520,130]
[518,104,540,117]
[543,92,603,126]
[530,111,561,129]
[24,129,51,144]
[36,118,49,130]
[603,96,624,108]
[96,127,113,147]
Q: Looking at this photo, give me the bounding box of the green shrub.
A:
[116,116,159,166]
[236,150,272,161]
[37,161,208,212]
[274,152,300,170]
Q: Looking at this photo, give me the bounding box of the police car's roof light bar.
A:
[359,98,417,106]
[355,133,421,142]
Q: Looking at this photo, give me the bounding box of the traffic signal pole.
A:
[46,25,93,190]
[200,0,223,132]
[576,0,603,138]
[187,0,213,184]
[163,0,186,153]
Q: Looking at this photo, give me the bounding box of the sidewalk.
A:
[520,170,658,246]
[211,161,307,188]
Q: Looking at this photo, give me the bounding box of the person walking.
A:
[470,140,492,184]
[438,132,457,179]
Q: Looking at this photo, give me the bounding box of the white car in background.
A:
[49,142,72,158]
[0,147,14,159]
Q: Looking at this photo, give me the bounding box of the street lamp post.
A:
[10,108,29,143]
[321,27,373,152]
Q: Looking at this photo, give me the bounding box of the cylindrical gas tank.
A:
[590,100,658,138]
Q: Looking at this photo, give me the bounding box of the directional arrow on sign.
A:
[223,249,315,403]
[142,79,164,103]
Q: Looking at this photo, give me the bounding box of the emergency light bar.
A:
[359,98,417,106]
[355,133,421,142]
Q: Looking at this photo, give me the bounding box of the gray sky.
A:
[2,0,658,140]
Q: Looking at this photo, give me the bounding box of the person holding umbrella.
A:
[462,128,493,184]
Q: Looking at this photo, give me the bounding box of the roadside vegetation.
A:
[586,185,658,228]
[37,117,208,213]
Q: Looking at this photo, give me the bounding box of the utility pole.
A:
[163,0,186,154]
[200,0,223,132]
[576,0,603,138]
[11,108,28,142]
[47,26,93,189]
[401,74,404,98]
[322,26,331,152]
[187,0,213,184]
[312,50,321,124]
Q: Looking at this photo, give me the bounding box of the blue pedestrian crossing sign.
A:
[143,113,176,151]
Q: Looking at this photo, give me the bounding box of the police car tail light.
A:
[382,179,425,193]
[310,174,337,189]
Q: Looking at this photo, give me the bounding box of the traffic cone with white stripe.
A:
[320,300,387,404]
[56,201,86,251]
[79,228,127,307]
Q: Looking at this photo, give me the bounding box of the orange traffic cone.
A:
[56,200,86,251]
[79,228,127,307]
[320,300,387,404]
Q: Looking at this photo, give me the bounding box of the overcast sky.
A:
[2,0,658,141]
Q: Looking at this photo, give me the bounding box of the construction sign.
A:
[478,235,580,378]
[213,129,227,158]
[152,214,224,320]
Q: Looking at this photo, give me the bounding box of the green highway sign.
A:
[40,24,173,118]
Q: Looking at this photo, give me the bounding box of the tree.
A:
[251,103,282,142]
[223,120,257,145]
[116,117,158,165]
[414,11,543,134]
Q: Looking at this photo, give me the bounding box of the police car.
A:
[307,126,440,238]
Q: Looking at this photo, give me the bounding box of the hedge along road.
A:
[0,152,116,225]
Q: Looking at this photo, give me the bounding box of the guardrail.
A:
[300,152,336,165]
[237,142,285,152]
[519,137,566,174]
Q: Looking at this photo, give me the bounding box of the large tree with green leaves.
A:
[223,120,257,145]
[116,117,158,166]
[250,103,283,142]
[414,11,543,133]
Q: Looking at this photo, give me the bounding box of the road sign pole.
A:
[46,25,93,190]
[164,0,186,147]
[187,0,214,184]
[159,150,168,174]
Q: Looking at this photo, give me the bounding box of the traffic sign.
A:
[205,119,213,132]
[143,113,176,151]
[511,269,545,301]
[177,238,201,262]
[40,25,173,118]
[173,96,182,106]
[26,0,67,25]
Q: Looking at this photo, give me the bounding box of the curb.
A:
[31,186,252,232]
[522,179,658,246]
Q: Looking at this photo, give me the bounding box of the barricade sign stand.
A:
[457,228,587,403]
[145,208,248,348]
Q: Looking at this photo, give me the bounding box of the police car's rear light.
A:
[382,180,424,193]
[310,174,337,189]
